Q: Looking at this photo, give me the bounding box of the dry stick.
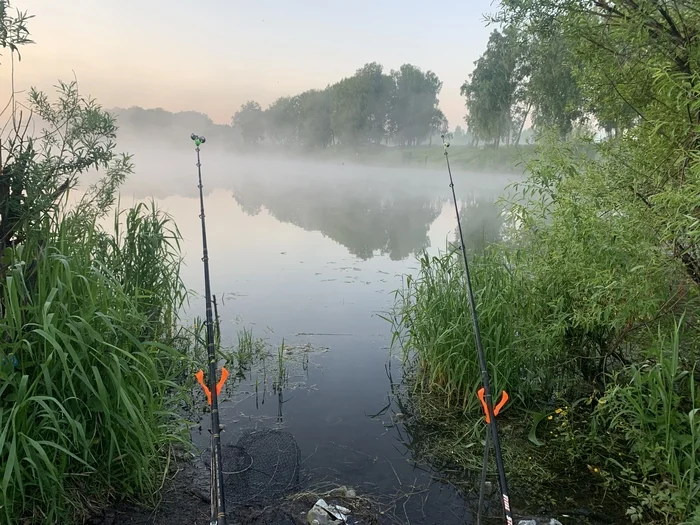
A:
[386,456,403,486]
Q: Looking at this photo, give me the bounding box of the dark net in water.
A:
[203,428,302,506]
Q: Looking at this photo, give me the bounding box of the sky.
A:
[1,0,500,128]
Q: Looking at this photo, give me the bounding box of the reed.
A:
[389,246,535,413]
[0,201,188,523]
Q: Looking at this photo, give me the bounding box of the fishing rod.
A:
[191,133,228,525]
[441,135,514,525]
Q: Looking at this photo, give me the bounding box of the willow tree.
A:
[460,28,522,147]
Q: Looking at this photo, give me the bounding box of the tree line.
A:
[460,12,638,147]
[232,62,448,148]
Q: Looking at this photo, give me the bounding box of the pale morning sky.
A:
[1,0,500,128]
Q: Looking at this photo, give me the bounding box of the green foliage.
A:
[0,203,188,524]
[331,62,395,146]
[502,133,683,384]
[0,0,32,60]
[389,64,444,146]
[594,323,699,522]
[232,100,266,145]
[265,96,301,146]
[390,247,537,412]
[297,89,333,148]
[523,31,585,136]
[1,80,132,256]
[398,3,700,520]
[461,28,522,147]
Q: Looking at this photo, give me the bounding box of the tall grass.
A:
[389,246,544,412]
[594,320,700,522]
[0,202,189,524]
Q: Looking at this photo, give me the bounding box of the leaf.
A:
[528,411,547,447]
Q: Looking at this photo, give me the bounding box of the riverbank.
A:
[389,197,700,524]
[302,144,534,174]
[114,129,534,175]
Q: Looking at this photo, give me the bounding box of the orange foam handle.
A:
[477,387,509,423]
[195,369,212,405]
[216,367,229,396]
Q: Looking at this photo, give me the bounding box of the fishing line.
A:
[441,135,514,525]
[191,133,228,525]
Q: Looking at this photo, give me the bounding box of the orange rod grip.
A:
[195,369,212,405]
[216,367,229,396]
[477,387,509,423]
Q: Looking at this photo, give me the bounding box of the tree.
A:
[497,0,700,285]
[297,89,333,148]
[264,96,300,145]
[232,100,265,145]
[429,109,449,145]
[330,62,394,146]
[523,30,585,137]
[461,28,522,147]
[389,64,444,146]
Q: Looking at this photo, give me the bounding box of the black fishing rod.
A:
[441,135,514,525]
[191,133,227,525]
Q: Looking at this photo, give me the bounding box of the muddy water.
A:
[119,154,517,524]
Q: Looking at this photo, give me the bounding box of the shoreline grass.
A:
[0,202,190,524]
[388,245,700,524]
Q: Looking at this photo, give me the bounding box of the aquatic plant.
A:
[389,246,540,413]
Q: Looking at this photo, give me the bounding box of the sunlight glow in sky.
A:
[2,0,500,127]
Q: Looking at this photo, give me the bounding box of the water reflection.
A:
[230,171,507,261]
[232,178,445,260]
[457,198,506,255]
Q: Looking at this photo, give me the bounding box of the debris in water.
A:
[296,332,352,337]
[307,498,351,524]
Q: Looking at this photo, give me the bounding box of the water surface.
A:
[119,154,516,524]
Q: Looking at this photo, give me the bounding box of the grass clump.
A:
[391,246,538,413]
[0,18,191,521]
[0,203,189,524]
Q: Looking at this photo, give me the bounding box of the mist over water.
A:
[108,140,519,524]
